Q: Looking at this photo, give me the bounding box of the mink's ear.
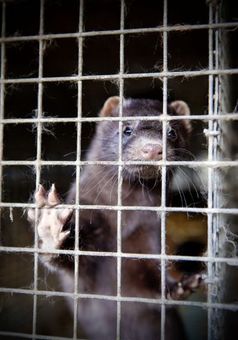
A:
[100,96,120,117]
[170,100,192,134]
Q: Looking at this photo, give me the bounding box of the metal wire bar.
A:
[32,0,44,338]
[211,6,225,338]
[0,2,5,244]
[207,5,216,339]
[116,2,125,338]
[2,113,238,124]
[0,331,87,340]
[160,0,168,338]
[1,246,238,264]
[2,203,238,214]
[1,68,238,84]
[0,287,238,312]
[1,21,238,43]
[214,3,234,338]
[72,1,83,338]
[2,160,238,167]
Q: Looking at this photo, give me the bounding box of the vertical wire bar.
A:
[213,6,219,258]
[161,1,168,339]
[0,2,6,236]
[73,0,84,338]
[214,7,219,115]
[213,5,224,338]
[207,4,215,340]
[32,1,44,338]
[0,10,6,335]
[32,4,44,338]
[116,1,125,338]
[213,3,220,227]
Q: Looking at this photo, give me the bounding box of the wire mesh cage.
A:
[0,0,237,339]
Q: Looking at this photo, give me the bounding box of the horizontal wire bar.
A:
[1,160,238,167]
[2,113,238,124]
[0,246,237,265]
[1,21,238,43]
[1,68,238,84]
[0,287,238,312]
[0,331,87,340]
[1,202,238,214]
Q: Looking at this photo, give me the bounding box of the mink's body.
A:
[28,97,200,340]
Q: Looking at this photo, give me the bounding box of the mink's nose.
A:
[141,143,162,160]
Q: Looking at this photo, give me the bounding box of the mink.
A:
[28,97,202,340]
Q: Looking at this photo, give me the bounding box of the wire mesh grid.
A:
[0,0,238,339]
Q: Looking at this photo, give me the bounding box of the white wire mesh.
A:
[0,0,238,339]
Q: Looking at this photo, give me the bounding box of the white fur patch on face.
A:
[136,136,162,148]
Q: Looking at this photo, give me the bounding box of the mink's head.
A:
[93,96,192,181]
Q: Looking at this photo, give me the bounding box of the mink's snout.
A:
[140,143,162,161]
[122,137,164,179]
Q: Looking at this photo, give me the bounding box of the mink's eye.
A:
[123,126,133,136]
[167,127,177,140]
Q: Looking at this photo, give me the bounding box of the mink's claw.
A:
[48,184,61,206]
[27,185,46,222]
[35,184,47,207]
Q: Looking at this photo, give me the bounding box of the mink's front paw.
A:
[167,273,204,300]
[28,184,73,249]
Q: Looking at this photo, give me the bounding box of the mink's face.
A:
[121,119,182,180]
[97,98,191,181]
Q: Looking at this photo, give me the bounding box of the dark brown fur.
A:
[34,98,192,340]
